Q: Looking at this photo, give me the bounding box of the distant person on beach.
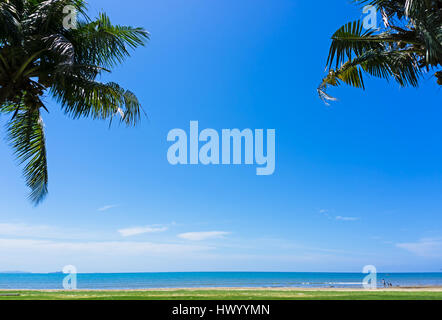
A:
[382,279,386,288]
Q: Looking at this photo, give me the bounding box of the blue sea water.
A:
[0,272,442,290]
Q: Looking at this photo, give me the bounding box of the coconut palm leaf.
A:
[319,48,422,103]
[7,105,48,204]
[0,0,149,204]
[319,0,442,103]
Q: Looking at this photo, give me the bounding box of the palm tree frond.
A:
[7,105,48,205]
[50,76,143,126]
[319,48,422,103]
[0,0,148,205]
[72,12,149,68]
[320,0,441,104]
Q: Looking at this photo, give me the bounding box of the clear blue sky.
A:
[0,0,441,273]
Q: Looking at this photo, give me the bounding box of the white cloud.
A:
[0,238,213,272]
[396,238,442,257]
[0,238,210,255]
[0,223,105,241]
[118,226,168,237]
[0,223,53,237]
[98,205,118,212]
[335,216,359,221]
[178,231,230,241]
[0,237,359,273]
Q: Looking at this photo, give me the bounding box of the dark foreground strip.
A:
[0,300,440,318]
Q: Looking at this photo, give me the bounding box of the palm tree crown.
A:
[0,0,149,204]
[318,0,442,104]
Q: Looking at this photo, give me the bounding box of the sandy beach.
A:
[2,286,442,292]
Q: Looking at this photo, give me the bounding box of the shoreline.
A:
[2,286,442,292]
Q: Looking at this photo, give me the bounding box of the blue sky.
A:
[0,0,441,273]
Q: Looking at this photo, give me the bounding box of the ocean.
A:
[1,272,442,290]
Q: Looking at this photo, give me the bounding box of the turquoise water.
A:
[1,272,442,289]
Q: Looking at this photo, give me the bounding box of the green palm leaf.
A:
[0,0,149,204]
[7,105,48,204]
[319,1,442,103]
